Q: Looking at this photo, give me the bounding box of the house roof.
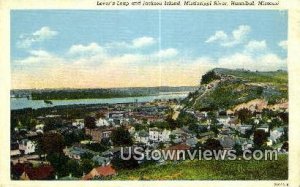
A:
[69,146,87,155]
[199,131,215,137]
[11,142,19,150]
[220,136,235,149]
[83,164,116,180]
[11,162,33,177]
[92,155,110,164]
[22,164,54,180]
[186,137,198,146]
[138,130,149,137]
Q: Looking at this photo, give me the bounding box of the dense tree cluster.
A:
[200,71,221,85]
[111,127,133,146]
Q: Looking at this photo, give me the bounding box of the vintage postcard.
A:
[1,0,300,187]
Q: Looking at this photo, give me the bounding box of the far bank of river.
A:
[11,92,189,110]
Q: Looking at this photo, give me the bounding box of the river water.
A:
[11,92,188,110]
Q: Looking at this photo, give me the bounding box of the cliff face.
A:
[182,68,288,111]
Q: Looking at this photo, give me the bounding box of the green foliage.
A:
[31,89,145,100]
[244,129,253,139]
[30,87,197,100]
[209,125,219,136]
[177,112,197,127]
[44,118,63,131]
[64,130,85,146]
[269,118,284,130]
[166,116,179,130]
[81,159,94,174]
[201,71,221,85]
[198,80,264,110]
[11,108,37,130]
[132,123,147,131]
[40,132,65,154]
[111,156,139,170]
[253,130,268,147]
[113,155,288,180]
[236,108,253,124]
[214,68,287,85]
[100,138,111,147]
[202,138,222,151]
[150,121,171,129]
[233,144,243,156]
[66,160,82,177]
[81,152,94,160]
[281,142,288,152]
[46,153,69,177]
[158,142,165,149]
[279,127,288,142]
[188,123,200,134]
[111,127,133,146]
[190,68,288,111]
[84,116,96,129]
[85,143,109,153]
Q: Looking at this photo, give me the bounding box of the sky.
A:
[11,10,288,89]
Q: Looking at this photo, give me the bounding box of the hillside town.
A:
[10,92,288,180]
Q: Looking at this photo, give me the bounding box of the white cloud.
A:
[278,40,287,50]
[68,43,106,56]
[14,50,67,69]
[155,48,178,59]
[132,37,156,48]
[29,50,51,57]
[218,52,286,71]
[107,36,156,49]
[217,39,286,71]
[244,40,267,53]
[206,31,228,43]
[32,27,58,40]
[17,27,58,48]
[206,25,251,47]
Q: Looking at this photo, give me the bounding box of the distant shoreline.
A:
[11,87,197,100]
[10,92,189,110]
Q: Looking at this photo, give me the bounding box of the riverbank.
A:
[11,92,188,110]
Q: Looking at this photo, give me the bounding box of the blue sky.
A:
[11,10,288,89]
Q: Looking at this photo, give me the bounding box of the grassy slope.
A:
[214,68,287,87]
[113,154,288,180]
[185,69,288,110]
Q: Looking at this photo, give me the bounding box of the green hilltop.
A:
[182,68,288,111]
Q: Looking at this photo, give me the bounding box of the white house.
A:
[159,129,171,142]
[242,141,253,150]
[35,123,45,131]
[19,139,35,155]
[257,125,269,133]
[217,116,230,126]
[149,128,171,142]
[149,128,161,142]
[72,119,84,129]
[134,130,149,144]
[270,127,284,142]
[128,126,135,135]
[238,125,252,134]
[96,118,110,127]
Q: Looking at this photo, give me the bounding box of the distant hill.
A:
[182,68,288,111]
[11,86,198,100]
